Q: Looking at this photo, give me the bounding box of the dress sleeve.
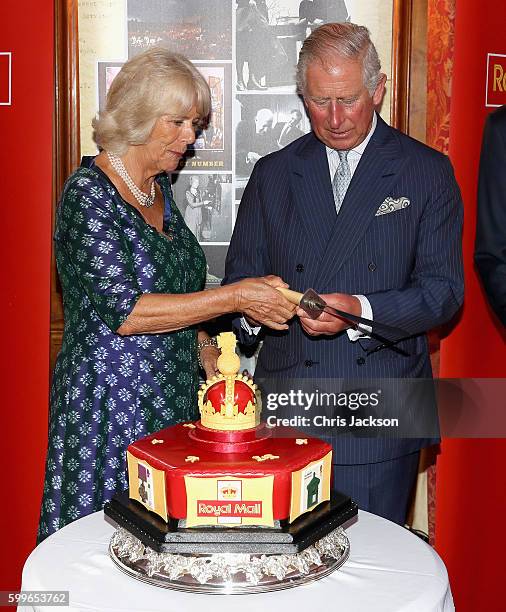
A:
[56,173,143,332]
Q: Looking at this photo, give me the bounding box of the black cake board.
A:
[104,490,358,554]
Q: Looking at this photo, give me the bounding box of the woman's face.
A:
[146,105,200,173]
[190,176,199,188]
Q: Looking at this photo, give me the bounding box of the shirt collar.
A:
[326,111,378,158]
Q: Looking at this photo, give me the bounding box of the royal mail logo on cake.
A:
[486,54,506,107]
[197,500,263,517]
[0,53,12,106]
[197,479,262,522]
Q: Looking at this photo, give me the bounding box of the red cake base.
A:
[127,422,332,520]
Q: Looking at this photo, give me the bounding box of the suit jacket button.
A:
[356,357,366,365]
[296,264,304,272]
[304,359,313,367]
[368,262,377,271]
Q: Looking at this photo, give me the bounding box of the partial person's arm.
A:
[117,276,295,335]
[474,111,506,327]
[59,180,295,338]
[364,155,464,335]
[224,160,274,345]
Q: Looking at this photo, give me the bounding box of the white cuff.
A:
[346,295,373,342]
[240,317,261,336]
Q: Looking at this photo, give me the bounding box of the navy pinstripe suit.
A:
[224,115,464,521]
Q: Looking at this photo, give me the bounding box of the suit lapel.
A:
[289,133,337,261]
[315,117,408,288]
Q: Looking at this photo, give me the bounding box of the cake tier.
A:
[127,422,332,522]
[187,421,271,453]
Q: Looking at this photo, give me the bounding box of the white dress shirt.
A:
[326,112,377,339]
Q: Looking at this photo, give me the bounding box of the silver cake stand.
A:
[109,526,350,594]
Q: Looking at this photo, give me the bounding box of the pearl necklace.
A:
[107,152,156,208]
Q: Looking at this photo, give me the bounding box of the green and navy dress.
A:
[38,158,206,541]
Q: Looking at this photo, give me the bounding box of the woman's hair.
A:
[93,48,211,155]
[296,23,382,95]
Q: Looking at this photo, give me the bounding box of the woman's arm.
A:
[117,276,295,336]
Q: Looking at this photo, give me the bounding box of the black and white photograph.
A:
[234,94,309,190]
[128,0,232,60]
[172,173,233,244]
[235,0,350,92]
[200,245,230,287]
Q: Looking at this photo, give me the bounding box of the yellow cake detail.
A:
[252,454,280,462]
[185,455,200,463]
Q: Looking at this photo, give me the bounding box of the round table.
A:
[20,510,454,612]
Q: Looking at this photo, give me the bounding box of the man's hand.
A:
[297,292,361,336]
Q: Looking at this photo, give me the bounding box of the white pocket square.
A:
[376,196,410,216]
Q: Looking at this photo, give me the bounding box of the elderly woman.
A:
[38,48,294,541]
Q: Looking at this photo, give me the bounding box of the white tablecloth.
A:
[20,510,454,612]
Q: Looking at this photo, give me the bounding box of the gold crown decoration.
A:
[221,487,238,498]
[198,332,260,431]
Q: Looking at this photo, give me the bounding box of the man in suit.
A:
[224,23,463,524]
[236,107,278,177]
[475,105,506,327]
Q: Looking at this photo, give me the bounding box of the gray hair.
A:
[93,48,211,155]
[296,23,382,95]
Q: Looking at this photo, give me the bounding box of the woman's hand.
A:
[199,343,221,380]
[233,276,296,330]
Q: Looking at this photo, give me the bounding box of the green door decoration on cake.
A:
[306,472,320,508]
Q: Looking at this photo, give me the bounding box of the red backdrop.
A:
[0,1,53,589]
[1,0,506,605]
[437,1,506,610]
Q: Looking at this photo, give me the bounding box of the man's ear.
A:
[372,73,387,106]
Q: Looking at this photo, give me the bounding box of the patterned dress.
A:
[38,159,206,542]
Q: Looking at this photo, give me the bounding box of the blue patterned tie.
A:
[332,150,351,215]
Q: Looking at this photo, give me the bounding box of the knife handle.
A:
[276,287,304,305]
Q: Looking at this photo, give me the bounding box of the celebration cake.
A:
[105,332,356,591]
[126,332,333,527]
[105,332,357,560]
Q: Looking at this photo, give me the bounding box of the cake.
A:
[125,332,333,528]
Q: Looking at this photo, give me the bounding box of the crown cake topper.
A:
[197,332,260,431]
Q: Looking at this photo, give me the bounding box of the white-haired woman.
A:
[38,48,294,541]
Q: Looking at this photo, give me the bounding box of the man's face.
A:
[303,57,385,150]
[255,117,273,134]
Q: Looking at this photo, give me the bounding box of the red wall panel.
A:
[437,1,506,610]
[439,3,506,376]
[0,2,53,589]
